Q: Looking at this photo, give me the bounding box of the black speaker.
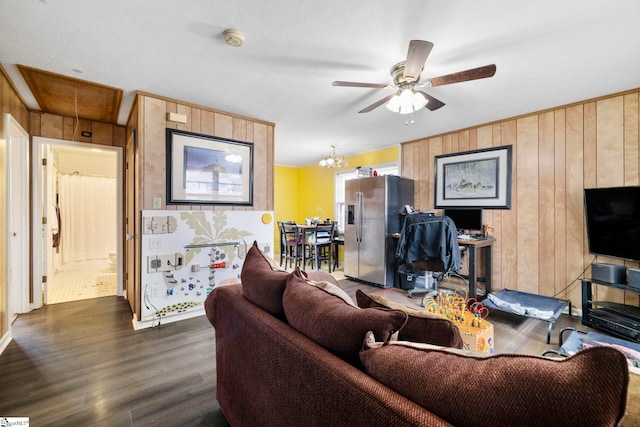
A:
[592,263,626,284]
[628,268,640,290]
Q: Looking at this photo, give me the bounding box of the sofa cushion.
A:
[355,290,463,349]
[621,367,640,426]
[283,268,407,364]
[240,241,290,319]
[360,332,629,427]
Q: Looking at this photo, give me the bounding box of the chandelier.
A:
[318,145,348,168]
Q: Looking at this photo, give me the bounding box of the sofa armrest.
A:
[204,284,241,328]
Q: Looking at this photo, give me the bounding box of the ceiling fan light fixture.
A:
[385,88,428,114]
[318,145,348,168]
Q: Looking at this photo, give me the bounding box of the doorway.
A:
[5,114,30,321]
[32,137,123,307]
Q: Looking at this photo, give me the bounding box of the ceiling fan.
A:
[332,40,496,115]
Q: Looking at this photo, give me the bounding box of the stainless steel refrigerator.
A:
[344,175,414,288]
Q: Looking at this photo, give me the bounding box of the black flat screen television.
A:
[584,186,640,262]
[444,208,483,233]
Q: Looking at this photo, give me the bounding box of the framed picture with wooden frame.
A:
[434,145,512,209]
[166,128,254,205]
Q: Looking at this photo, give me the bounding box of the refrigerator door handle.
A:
[356,191,363,243]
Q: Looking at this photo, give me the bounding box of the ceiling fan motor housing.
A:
[390,61,418,86]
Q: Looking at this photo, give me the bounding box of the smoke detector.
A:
[223,29,245,47]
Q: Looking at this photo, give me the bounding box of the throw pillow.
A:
[305,270,339,286]
[240,241,290,319]
[360,332,629,427]
[283,268,407,364]
[355,290,463,348]
[306,279,356,306]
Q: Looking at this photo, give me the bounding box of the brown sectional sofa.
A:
[204,242,631,426]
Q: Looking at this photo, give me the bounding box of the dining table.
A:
[296,223,334,270]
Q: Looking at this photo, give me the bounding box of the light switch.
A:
[153,197,162,209]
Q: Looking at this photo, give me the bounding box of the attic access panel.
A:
[18,65,123,123]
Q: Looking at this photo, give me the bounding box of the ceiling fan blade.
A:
[428,64,497,87]
[358,94,395,113]
[415,90,445,111]
[404,40,434,82]
[332,81,388,89]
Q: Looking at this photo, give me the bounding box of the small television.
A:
[443,208,483,233]
[584,186,640,262]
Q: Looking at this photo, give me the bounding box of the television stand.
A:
[581,278,640,342]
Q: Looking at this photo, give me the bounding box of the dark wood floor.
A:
[0,279,593,426]
[0,296,230,426]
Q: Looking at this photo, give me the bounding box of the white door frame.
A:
[32,137,124,308]
[5,114,30,317]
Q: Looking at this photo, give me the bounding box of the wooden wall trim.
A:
[0,65,30,110]
[135,90,275,127]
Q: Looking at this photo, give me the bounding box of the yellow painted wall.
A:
[272,146,399,260]
[274,165,299,253]
[296,164,336,223]
[296,146,399,224]
[297,146,400,221]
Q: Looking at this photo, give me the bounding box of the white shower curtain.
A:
[58,173,117,266]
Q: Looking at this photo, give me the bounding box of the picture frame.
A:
[166,128,254,205]
[434,145,512,209]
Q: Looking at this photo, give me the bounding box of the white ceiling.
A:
[2,0,639,167]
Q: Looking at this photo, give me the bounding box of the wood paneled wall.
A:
[135,92,275,211]
[29,111,126,146]
[402,89,640,310]
[126,92,275,321]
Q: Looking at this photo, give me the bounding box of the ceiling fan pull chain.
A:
[405,110,415,126]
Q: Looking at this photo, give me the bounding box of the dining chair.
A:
[306,222,334,272]
[281,222,304,269]
[277,221,296,266]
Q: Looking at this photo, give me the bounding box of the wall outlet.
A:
[149,236,162,249]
